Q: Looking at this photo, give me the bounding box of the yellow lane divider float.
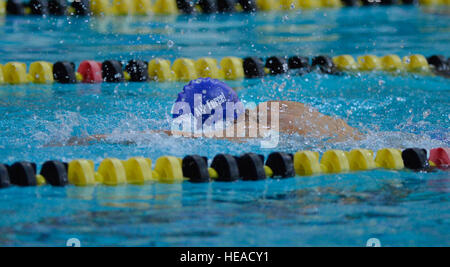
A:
[68,156,184,186]
[1,61,54,84]
[333,54,431,73]
[147,57,244,82]
[294,148,403,176]
[0,0,5,16]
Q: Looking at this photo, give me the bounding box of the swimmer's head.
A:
[172,78,244,126]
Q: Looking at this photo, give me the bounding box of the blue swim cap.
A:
[172,78,243,125]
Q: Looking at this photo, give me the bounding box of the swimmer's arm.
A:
[56,127,251,147]
[161,129,248,142]
[48,134,112,147]
[50,129,239,147]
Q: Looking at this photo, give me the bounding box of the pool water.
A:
[0,6,449,246]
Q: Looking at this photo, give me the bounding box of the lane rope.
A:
[1,0,449,17]
[0,54,449,85]
[0,147,448,188]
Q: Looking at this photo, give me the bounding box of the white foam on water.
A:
[31,111,88,145]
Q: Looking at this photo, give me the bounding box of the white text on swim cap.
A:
[193,93,227,118]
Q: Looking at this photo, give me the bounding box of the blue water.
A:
[0,7,449,246]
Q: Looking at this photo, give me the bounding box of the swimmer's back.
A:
[259,101,361,140]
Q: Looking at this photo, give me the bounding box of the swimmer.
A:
[65,78,361,146]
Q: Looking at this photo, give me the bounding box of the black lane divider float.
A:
[1,54,449,85]
[0,147,448,188]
